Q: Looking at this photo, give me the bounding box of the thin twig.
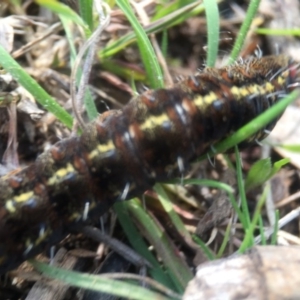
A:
[12,22,62,58]
[70,1,111,130]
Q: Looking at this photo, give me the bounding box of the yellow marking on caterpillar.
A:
[14,191,34,203]
[140,113,170,131]
[47,163,75,186]
[230,86,253,98]
[230,83,276,100]
[88,140,115,160]
[247,85,261,94]
[5,200,16,214]
[277,75,286,86]
[265,82,275,93]
[5,191,35,213]
[193,92,217,109]
[240,88,249,97]
[5,200,16,213]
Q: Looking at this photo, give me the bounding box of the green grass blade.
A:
[154,183,192,240]
[127,199,193,292]
[245,158,290,192]
[271,210,279,245]
[234,146,251,230]
[36,0,90,34]
[238,184,269,253]
[78,0,94,31]
[114,201,176,290]
[101,60,147,82]
[201,90,300,159]
[216,219,232,258]
[192,235,216,260]
[99,2,204,59]
[255,28,300,36]
[116,0,163,89]
[30,261,177,300]
[152,0,196,20]
[278,144,300,152]
[203,0,219,66]
[229,0,261,63]
[161,29,168,59]
[258,216,267,245]
[245,158,273,192]
[0,45,73,128]
[60,15,77,61]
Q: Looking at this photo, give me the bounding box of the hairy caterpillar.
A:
[0,55,297,274]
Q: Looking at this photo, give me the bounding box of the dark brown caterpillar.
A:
[0,55,297,274]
